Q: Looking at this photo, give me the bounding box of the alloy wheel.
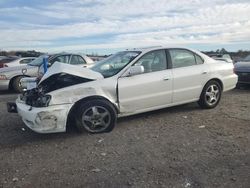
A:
[81,106,111,133]
[205,84,220,105]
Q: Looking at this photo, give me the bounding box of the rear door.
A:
[168,49,209,103]
[118,50,173,113]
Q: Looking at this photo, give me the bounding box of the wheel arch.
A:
[204,78,224,91]
[66,95,119,129]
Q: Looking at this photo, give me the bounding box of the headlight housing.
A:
[21,88,51,107]
[32,95,51,107]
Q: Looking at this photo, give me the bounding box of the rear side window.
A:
[20,59,34,64]
[169,49,196,68]
[78,56,87,64]
[195,54,204,64]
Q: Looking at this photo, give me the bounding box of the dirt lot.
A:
[0,88,249,188]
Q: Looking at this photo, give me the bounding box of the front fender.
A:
[48,79,118,107]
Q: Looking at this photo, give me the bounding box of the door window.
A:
[169,49,196,68]
[50,55,70,64]
[134,50,167,73]
[20,59,34,64]
[70,55,79,65]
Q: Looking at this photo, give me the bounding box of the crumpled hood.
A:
[234,61,250,72]
[39,62,104,83]
[0,64,32,73]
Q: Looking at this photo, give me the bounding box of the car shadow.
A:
[0,90,17,95]
[0,121,82,147]
[0,102,200,147]
[2,88,246,147]
[235,84,250,91]
[117,102,199,123]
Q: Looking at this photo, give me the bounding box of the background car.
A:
[208,54,233,63]
[234,56,250,87]
[0,53,94,92]
[0,57,36,68]
[0,56,7,60]
[0,56,19,68]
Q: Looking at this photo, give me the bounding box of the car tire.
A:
[198,80,222,109]
[75,99,117,133]
[12,76,25,93]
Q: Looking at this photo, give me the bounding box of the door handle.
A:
[163,77,170,81]
[202,71,207,74]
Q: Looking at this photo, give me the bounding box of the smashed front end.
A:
[15,85,71,133]
[11,62,104,133]
[16,98,71,133]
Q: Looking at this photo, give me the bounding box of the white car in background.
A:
[8,47,237,134]
[209,54,233,64]
[4,57,36,67]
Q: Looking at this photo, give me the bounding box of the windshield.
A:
[28,55,47,66]
[91,51,141,78]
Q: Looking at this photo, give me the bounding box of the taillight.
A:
[0,75,7,80]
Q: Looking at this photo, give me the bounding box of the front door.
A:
[118,50,173,114]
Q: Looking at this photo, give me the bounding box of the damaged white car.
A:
[7,47,238,134]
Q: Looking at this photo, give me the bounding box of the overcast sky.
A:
[0,0,250,54]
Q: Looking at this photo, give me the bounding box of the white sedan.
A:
[2,57,36,67]
[9,47,238,134]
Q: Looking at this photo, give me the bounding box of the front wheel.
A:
[198,80,222,109]
[75,99,117,133]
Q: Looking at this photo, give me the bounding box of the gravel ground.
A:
[0,88,249,188]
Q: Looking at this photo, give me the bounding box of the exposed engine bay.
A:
[21,73,93,107]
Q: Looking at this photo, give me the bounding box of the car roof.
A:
[125,46,212,62]
[47,52,84,56]
[127,46,198,53]
[19,57,36,59]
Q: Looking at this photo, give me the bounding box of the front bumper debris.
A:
[7,102,17,113]
[16,100,72,133]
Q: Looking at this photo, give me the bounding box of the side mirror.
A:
[127,65,144,76]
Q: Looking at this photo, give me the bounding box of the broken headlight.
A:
[33,95,51,107]
[22,88,51,107]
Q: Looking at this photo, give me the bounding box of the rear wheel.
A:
[75,99,117,133]
[12,76,25,93]
[198,80,222,109]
